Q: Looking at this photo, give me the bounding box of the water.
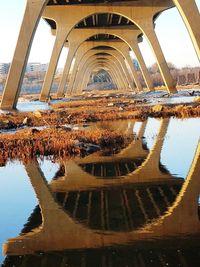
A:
[16,99,64,112]
[0,117,200,266]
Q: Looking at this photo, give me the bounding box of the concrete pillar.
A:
[129,41,154,91]
[56,45,76,98]
[39,26,71,101]
[67,51,85,95]
[0,0,48,109]
[174,0,200,62]
[140,21,177,93]
[123,50,143,92]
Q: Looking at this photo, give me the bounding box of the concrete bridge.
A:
[1,0,200,109]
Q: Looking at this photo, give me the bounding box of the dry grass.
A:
[0,128,126,165]
[1,101,200,132]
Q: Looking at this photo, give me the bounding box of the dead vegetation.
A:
[1,100,200,132]
[0,128,126,165]
[1,96,200,164]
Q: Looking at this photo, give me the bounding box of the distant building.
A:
[26,63,48,73]
[0,63,10,76]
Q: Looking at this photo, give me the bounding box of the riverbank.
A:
[1,90,200,163]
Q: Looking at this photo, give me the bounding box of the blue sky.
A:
[0,1,200,68]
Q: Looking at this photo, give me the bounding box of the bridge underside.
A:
[0,0,200,109]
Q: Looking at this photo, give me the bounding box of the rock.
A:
[62,125,73,131]
[18,128,40,136]
[152,105,163,112]
[3,120,10,125]
[85,143,100,154]
[23,117,32,125]
[107,103,114,107]
[33,111,42,118]
[119,107,123,111]
[31,128,40,134]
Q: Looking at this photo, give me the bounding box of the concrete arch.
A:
[67,44,131,94]
[79,59,127,92]
[50,118,174,191]
[80,61,121,91]
[81,64,120,91]
[30,5,178,95]
[1,2,176,109]
[73,54,131,93]
[75,49,134,92]
[88,66,119,90]
[47,28,142,98]
[67,41,141,94]
[82,62,121,90]
[56,27,153,97]
[2,2,200,108]
[82,57,129,90]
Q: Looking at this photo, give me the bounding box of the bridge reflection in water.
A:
[2,118,200,267]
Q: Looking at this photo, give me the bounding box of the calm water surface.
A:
[0,117,200,266]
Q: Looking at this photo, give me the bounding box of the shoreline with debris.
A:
[1,90,200,163]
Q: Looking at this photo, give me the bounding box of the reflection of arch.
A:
[77,120,148,178]
[3,240,200,267]
[3,141,200,255]
[50,118,173,191]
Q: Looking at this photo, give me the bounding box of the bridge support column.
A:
[130,41,154,91]
[111,53,135,90]
[107,56,130,89]
[0,0,48,110]
[56,45,76,98]
[141,22,177,93]
[117,45,142,91]
[39,26,70,101]
[174,0,200,63]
